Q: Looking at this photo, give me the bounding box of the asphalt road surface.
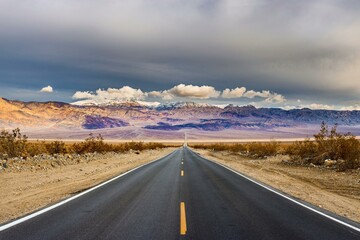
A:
[1,147,360,240]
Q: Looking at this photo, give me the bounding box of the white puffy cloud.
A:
[167,84,220,99]
[243,90,271,99]
[40,85,53,93]
[243,90,286,103]
[72,91,94,99]
[221,87,246,98]
[222,87,286,103]
[96,87,146,100]
[149,84,220,100]
[72,86,146,104]
[72,84,292,106]
[155,85,283,102]
[72,84,287,105]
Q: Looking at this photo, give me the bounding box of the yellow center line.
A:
[180,202,187,235]
[181,170,184,176]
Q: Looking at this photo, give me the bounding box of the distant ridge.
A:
[0,97,359,139]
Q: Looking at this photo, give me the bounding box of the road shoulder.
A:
[0,148,176,224]
[192,148,360,224]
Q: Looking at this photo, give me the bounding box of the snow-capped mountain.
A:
[155,102,214,110]
[71,99,161,108]
[1,97,360,139]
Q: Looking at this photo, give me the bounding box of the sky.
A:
[0,0,360,110]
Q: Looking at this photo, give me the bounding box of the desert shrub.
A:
[110,142,165,153]
[71,134,108,154]
[0,128,28,158]
[142,142,165,150]
[191,143,247,153]
[191,142,280,158]
[246,142,262,156]
[206,144,228,151]
[109,143,128,153]
[69,134,165,154]
[287,122,360,169]
[191,144,210,150]
[285,139,317,163]
[45,141,68,155]
[337,137,360,169]
[263,141,280,156]
[212,144,230,152]
[191,142,280,157]
[26,141,48,156]
[246,141,280,158]
[0,128,169,157]
[227,144,247,153]
[125,141,144,151]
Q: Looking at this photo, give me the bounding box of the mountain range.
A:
[1,97,360,140]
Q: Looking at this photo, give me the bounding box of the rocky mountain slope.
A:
[1,98,360,139]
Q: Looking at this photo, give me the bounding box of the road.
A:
[1,147,360,240]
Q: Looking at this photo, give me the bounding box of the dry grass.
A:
[191,123,360,170]
[190,141,280,158]
[0,129,174,160]
[286,123,360,170]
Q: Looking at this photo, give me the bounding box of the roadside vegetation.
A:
[191,141,279,159]
[0,128,168,162]
[191,122,360,170]
[286,122,360,170]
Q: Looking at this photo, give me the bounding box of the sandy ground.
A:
[2,147,359,226]
[24,125,360,141]
[0,148,175,224]
[194,149,360,223]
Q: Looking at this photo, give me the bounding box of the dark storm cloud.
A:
[0,0,359,108]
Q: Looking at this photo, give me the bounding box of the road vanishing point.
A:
[1,147,360,240]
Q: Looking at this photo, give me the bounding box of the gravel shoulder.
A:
[0,148,176,224]
[193,148,360,223]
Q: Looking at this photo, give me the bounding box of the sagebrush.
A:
[0,129,167,158]
[191,141,280,158]
[191,122,360,170]
[286,122,360,169]
[0,128,28,158]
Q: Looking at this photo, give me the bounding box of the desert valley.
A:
[1,97,360,140]
[1,0,360,239]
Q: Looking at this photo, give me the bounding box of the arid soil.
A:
[194,149,360,223]
[2,147,359,226]
[0,148,175,224]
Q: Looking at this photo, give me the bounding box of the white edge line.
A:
[0,149,178,232]
[195,151,360,233]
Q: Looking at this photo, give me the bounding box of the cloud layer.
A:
[72,84,286,104]
[0,0,359,108]
[73,84,360,110]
